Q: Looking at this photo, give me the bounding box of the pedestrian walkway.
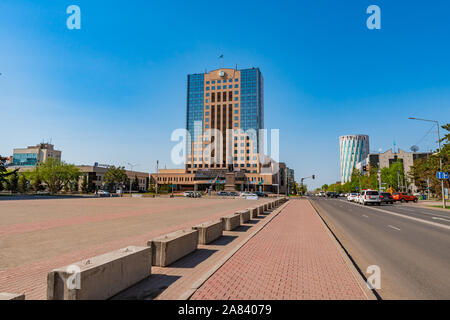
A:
[191,199,370,300]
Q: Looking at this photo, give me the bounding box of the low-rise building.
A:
[11,143,62,167]
[77,164,149,192]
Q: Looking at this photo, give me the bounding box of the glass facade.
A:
[339,135,370,183]
[240,68,263,132]
[240,68,264,152]
[186,73,204,155]
[12,153,38,166]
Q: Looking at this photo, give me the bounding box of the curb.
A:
[309,199,379,300]
[179,199,291,300]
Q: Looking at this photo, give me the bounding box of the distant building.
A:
[11,143,62,167]
[153,66,291,192]
[339,135,370,183]
[77,164,149,192]
[359,148,431,192]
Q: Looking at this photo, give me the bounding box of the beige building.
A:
[151,67,292,193]
[12,143,62,167]
[77,164,149,192]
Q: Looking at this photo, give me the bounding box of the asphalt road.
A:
[310,197,450,300]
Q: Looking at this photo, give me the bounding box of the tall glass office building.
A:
[186,67,264,173]
[339,135,370,183]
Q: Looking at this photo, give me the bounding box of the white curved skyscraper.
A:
[339,135,370,183]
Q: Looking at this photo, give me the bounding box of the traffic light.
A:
[312,175,315,180]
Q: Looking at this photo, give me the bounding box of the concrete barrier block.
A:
[221,214,241,231]
[248,207,258,219]
[47,246,151,300]
[149,229,198,267]
[257,205,264,215]
[0,292,25,300]
[193,220,223,245]
[237,209,251,224]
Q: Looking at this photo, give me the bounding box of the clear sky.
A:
[1,0,449,189]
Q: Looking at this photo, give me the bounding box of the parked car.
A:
[255,191,268,198]
[217,191,229,196]
[358,190,381,206]
[318,191,326,197]
[97,190,111,197]
[228,191,240,197]
[379,192,394,204]
[240,192,257,197]
[392,192,418,203]
[347,193,358,202]
[183,191,193,197]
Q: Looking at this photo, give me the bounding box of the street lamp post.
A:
[409,117,446,208]
[127,163,139,196]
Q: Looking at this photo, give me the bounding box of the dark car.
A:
[326,192,338,198]
[379,192,394,204]
[217,191,229,196]
[228,192,240,197]
[256,192,268,198]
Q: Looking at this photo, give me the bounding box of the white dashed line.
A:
[362,215,369,218]
[388,225,401,231]
[432,217,450,222]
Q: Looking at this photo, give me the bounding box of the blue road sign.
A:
[437,172,449,179]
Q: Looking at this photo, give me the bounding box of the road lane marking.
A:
[432,217,450,222]
[388,225,401,231]
[362,215,369,218]
[339,200,450,231]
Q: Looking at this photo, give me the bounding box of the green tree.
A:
[321,184,329,191]
[132,175,139,191]
[81,174,89,193]
[18,174,28,193]
[34,159,81,194]
[7,172,19,193]
[104,166,128,191]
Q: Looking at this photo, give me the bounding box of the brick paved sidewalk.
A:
[191,199,370,300]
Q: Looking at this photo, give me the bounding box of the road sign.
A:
[436,172,449,179]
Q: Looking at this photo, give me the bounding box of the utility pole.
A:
[409,117,446,208]
[378,170,381,192]
[127,163,139,196]
[155,160,159,195]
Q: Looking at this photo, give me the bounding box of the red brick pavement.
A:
[191,199,369,300]
[0,197,264,300]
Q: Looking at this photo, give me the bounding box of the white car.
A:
[347,193,358,201]
[358,190,381,206]
[240,192,257,197]
[97,190,110,197]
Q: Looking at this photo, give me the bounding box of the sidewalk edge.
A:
[309,199,379,300]
[179,200,292,300]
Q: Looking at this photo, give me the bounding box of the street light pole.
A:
[127,163,139,196]
[409,117,446,208]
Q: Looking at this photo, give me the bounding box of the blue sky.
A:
[1,0,449,189]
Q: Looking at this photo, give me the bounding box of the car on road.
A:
[358,190,381,206]
[392,192,418,203]
[228,191,240,197]
[379,192,394,204]
[326,192,338,198]
[347,193,358,202]
[317,191,326,197]
[217,191,229,196]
